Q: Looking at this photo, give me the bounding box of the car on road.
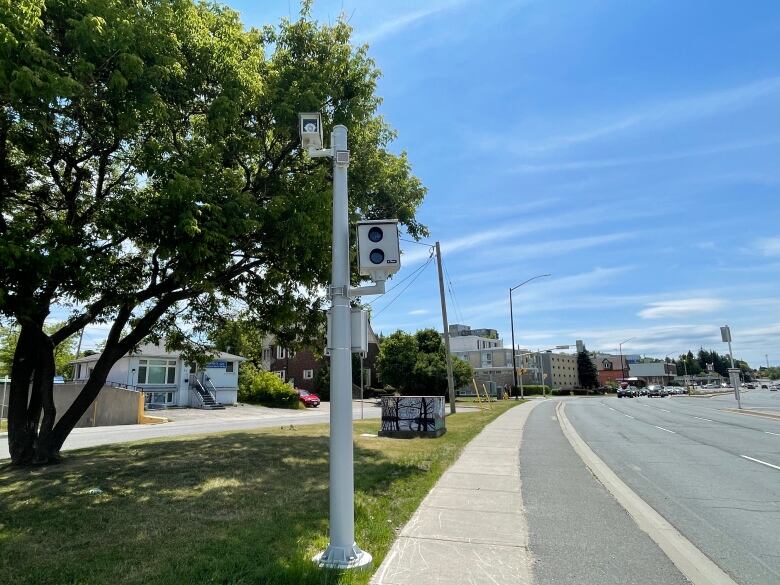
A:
[761,383,769,389]
[617,383,637,398]
[771,385,779,392]
[297,389,321,407]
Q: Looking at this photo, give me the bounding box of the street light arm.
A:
[510,273,552,292]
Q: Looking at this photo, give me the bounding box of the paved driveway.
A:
[0,400,382,461]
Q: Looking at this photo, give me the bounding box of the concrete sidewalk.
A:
[371,400,540,585]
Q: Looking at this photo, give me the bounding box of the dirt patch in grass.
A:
[0,401,521,585]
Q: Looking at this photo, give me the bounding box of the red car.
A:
[297,389,321,407]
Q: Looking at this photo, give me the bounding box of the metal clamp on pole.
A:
[349,274,386,297]
[327,285,348,299]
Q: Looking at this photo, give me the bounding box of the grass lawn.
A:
[0,401,520,585]
[0,419,6,432]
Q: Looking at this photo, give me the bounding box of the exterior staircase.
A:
[190,375,225,410]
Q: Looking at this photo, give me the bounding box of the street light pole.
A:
[509,274,551,400]
[618,337,635,382]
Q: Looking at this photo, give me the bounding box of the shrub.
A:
[516,384,549,395]
[238,363,301,408]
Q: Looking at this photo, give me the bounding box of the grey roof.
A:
[70,342,246,364]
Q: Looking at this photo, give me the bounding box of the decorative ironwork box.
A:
[378,396,446,438]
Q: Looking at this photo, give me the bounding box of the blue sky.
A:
[83,1,780,366]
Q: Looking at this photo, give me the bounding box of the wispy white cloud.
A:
[409,308,430,315]
[402,205,649,265]
[513,137,780,174]
[488,232,635,259]
[754,236,780,256]
[638,298,725,319]
[353,1,466,43]
[510,75,780,155]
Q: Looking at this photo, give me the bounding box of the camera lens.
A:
[368,226,383,242]
[369,249,385,264]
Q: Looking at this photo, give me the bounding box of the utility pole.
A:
[75,327,85,359]
[767,354,770,369]
[436,241,456,414]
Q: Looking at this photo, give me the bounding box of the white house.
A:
[70,342,246,408]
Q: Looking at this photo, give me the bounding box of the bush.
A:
[238,363,301,408]
[516,384,549,395]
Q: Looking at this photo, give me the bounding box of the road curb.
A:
[721,408,780,421]
[556,401,739,585]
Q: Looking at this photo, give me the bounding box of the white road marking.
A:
[657,408,671,413]
[607,407,616,411]
[765,431,780,436]
[623,414,635,419]
[556,402,739,585]
[654,425,676,434]
[692,416,713,422]
[741,455,780,471]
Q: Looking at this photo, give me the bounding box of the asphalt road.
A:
[0,400,383,461]
[564,391,780,585]
[521,399,689,584]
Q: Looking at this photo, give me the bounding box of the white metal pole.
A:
[316,125,371,569]
[1,377,7,422]
[360,355,364,421]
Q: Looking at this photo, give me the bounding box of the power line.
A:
[366,248,434,305]
[442,258,465,324]
[400,237,436,248]
[373,256,435,318]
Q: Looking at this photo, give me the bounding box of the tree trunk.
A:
[37,347,122,459]
[8,324,38,464]
[8,324,59,465]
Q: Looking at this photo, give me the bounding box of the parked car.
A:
[297,389,321,407]
[617,383,636,398]
[761,383,769,389]
[771,385,779,392]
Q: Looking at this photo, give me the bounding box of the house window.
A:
[77,364,82,378]
[276,346,286,359]
[273,370,285,380]
[137,359,177,385]
[226,361,234,373]
[303,369,314,380]
[145,391,174,405]
[262,348,271,361]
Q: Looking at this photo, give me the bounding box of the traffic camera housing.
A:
[299,112,323,150]
[356,220,401,280]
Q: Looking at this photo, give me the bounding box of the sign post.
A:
[721,325,742,409]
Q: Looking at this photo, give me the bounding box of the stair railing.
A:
[189,376,216,408]
[203,376,220,404]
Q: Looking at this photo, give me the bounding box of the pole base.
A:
[313,543,372,570]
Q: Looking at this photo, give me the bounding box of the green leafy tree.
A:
[576,348,599,389]
[376,330,418,390]
[376,328,472,397]
[1,1,426,464]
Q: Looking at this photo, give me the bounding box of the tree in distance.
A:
[376,329,473,397]
[577,346,599,389]
[1,0,426,464]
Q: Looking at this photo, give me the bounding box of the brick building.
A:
[261,325,380,392]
